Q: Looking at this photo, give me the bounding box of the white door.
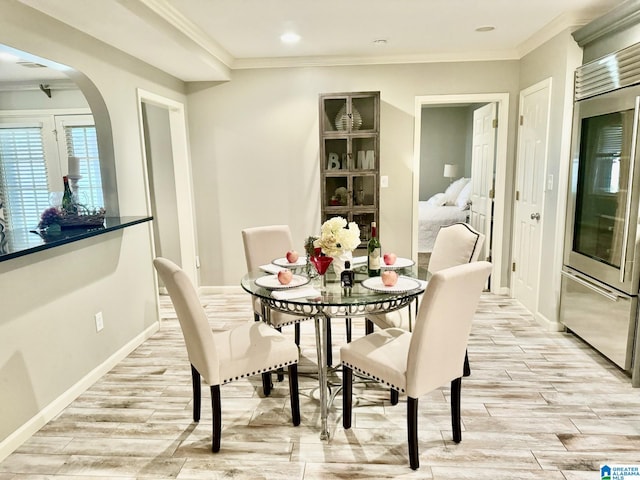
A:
[513,79,551,313]
[469,102,497,261]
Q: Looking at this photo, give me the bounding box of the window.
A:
[0,113,102,230]
[55,115,103,211]
[0,123,50,230]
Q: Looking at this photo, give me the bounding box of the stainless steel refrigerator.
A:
[560,46,640,386]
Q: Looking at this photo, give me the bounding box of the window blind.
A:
[63,125,103,210]
[0,126,50,230]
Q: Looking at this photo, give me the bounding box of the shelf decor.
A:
[38,206,106,230]
[319,91,380,247]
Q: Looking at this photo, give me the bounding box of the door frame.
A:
[136,89,198,287]
[412,93,509,294]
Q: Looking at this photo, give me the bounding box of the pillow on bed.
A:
[456,181,473,208]
[426,192,447,206]
[443,177,470,205]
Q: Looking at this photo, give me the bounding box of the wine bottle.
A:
[367,221,381,276]
[61,176,77,215]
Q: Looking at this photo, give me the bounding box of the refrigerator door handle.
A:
[561,270,627,302]
[619,96,640,283]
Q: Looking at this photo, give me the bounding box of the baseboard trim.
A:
[535,311,564,332]
[496,286,510,296]
[0,321,160,463]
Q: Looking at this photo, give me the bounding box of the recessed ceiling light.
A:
[280,32,300,44]
[373,39,388,45]
[475,25,495,32]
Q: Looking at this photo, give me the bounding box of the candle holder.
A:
[67,174,82,198]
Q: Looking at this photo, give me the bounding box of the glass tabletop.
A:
[241,264,426,308]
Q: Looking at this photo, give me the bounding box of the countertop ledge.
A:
[0,216,153,262]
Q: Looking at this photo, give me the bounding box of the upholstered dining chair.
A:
[153,257,300,453]
[341,261,492,470]
[242,225,310,345]
[366,222,485,404]
[367,222,485,332]
[242,225,349,369]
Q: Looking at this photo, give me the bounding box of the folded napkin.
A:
[271,287,321,300]
[259,264,284,274]
[351,255,367,265]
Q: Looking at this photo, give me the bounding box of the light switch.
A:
[547,174,553,191]
[380,176,389,188]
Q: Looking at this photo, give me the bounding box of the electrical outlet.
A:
[95,312,104,332]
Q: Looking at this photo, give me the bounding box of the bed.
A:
[418,177,471,252]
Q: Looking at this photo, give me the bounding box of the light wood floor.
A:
[2,290,640,479]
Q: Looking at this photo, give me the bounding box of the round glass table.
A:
[241,264,425,440]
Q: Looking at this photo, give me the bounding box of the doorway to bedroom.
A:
[412,94,509,293]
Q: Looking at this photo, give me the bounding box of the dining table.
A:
[240,257,426,440]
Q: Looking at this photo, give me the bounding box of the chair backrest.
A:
[406,261,492,398]
[428,223,485,274]
[242,225,294,271]
[153,257,220,385]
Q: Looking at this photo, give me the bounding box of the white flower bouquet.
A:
[314,216,361,257]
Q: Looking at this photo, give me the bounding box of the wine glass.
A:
[310,251,333,289]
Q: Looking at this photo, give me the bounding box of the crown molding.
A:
[134,0,233,74]
[231,49,522,70]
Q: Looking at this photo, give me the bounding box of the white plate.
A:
[381,257,415,270]
[272,256,307,268]
[255,274,310,290]
[362,276,422,293]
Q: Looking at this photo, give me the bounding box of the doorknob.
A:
[530,212,541,221]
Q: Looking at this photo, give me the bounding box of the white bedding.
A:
[418,202,468,252]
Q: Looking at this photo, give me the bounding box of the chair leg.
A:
[295,322,301,346]
[365,318,374,335]
[342,365,353,429]
[451,377,462,443]
[288,364,300,426]
[326,317,333,366]
[408,396,419,470]
[210,385,221,452]
[262,372,272,396]
[191,364,201,422]
[463,349,471,377]
[390,388,399,405]
[345,317,352,343]
[274,327,285,382]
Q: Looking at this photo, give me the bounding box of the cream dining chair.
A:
[341,261,492,470]
[153,257,300,453]
[242,225,310,341]
[367,222,485,332]
[366,222,485,404]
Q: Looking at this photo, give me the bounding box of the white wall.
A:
[0,0,186,452]
[186,62,520,286]
[518,29,583,327]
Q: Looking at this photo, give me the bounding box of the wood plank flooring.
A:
[2,290,640,479]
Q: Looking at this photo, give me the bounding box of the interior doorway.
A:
[137,89,198,288]
[412,94,509,293]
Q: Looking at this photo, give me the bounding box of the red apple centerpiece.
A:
[383,252,397,265]
[286,250,299,263]
[277,269,293,285]
[381,270,399,287]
